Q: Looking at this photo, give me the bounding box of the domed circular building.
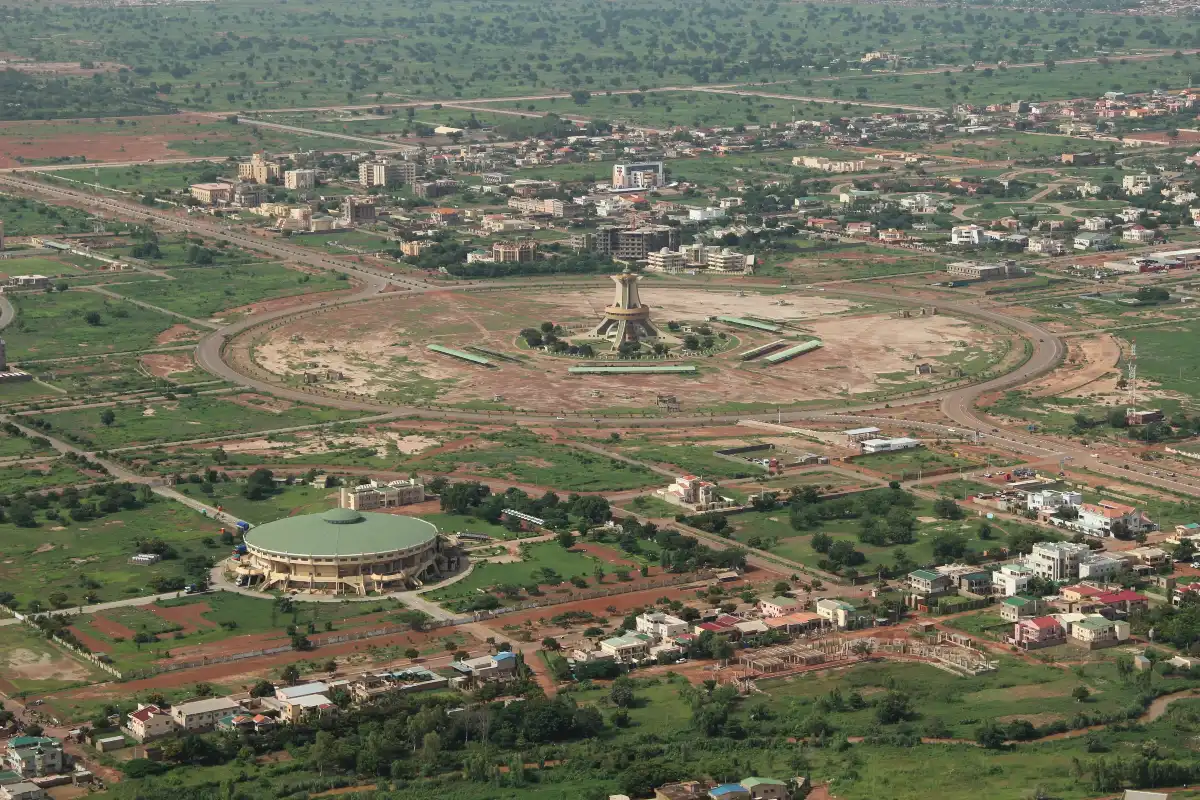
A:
[237,508,449,595]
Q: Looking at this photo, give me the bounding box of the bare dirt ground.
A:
[1029,334,1121,398]
[155,323,200,345]
[6,648,93,683]
[148,602,216,635]
[216,287,359,321]
[215,427,442,460]
[86,614,136,640]
[139,352,195,377]
[252,289,997,411]
[0,112,225,168]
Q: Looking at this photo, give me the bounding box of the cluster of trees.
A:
[520,321,595,357]
[0,479,147,531]
[0,69,175,121]
[444,251,622,280]
[434,479,611,533]
[610,514,746,573]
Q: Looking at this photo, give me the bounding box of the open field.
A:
[851,447,983,479]
[0,114,360,167]
[111,263,349,319]
[0,461,93,493]
[0,497,225,609]
[2,290,200,361]
[174,482,338,526]
[246,286,1004,413]
[29,394,367,450]
[769,54,1200,110]
[0,256,84,278]
[0,193,95,235]
[0,625,109,696]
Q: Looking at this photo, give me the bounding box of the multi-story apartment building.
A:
[594,225,678,260]
[341,196,377,225]
[238,152,282,184]
[492,240,537,263]
[189,182,234,205]
[413,179,458,199]
[359,160,417,188]
[284,169,316,191]
[612,162,664,189]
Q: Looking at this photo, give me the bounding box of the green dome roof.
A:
[322,508,363,524]
[246,510,438,557]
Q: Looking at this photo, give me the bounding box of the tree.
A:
[610,677,635,708]
[875,690,914,724]
[1072,685,1090,703]
[556,530,575,549]
[99,409,116,427]
[84,311,102,326]
[811,532,833,553]
[933,497,963,520]
[976,720,1006,749]
[280,664,300,685]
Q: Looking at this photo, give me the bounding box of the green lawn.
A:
[31,394,366,449]
[0,461,92,492]
[0,194,94,236]
[3,290,198,361]
[0,256,82,277]
[112,263,347,319]
[425,541,610,610]
[0,430,57,458]
[851,448,982,479]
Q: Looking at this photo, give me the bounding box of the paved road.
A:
[3,172,1199,500]
[235,116,415,151]
[0,294,13,332]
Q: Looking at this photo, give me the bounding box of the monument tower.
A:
[591,267,658,350]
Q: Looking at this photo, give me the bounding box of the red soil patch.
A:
[154,324,199,345]
[0,112,229,168]
[86,614,136,640]
[140,353,194,377]
[571,541,650,572]
[48,626,478,700]
[67,625,112,654]
[146,602,216,636]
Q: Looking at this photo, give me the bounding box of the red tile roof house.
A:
[1011,616,1066,650]
[1096,589,1149,615]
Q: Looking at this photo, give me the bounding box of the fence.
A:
[1,605,124,680]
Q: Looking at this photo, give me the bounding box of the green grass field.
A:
[411,432,661,492]
[3,289,197,361]
[0,498,225,609]
[31,395,366,450]
[851,448,982,479]
[111,263,346,319]
[621,442,765,479]
[425,541,613,610]
[174,482,336,526]
[0,461,92,493]
[0,256,82,278]
[0,194,94,236]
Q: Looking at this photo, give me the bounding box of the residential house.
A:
[999,595,1045,622]
[1124,546,1168,568]
[1027,237,1065,256]
[1074,501,1154,538]
[4,737,64,778]
[907,569,954,604]
[950,224,986,246]
[275,682,329,703]
[1096,589,1149,615]
[171,698,242,732]
[1082,216,1110,231]
[279,694,337,724]
[1074,232,1114,251]
[1026,489,1082,514]
[350,668,447,702]
[655,781,711,800]
[598,633,653,662]
[845,221,875,237]
[1024,541,1092,581]
[994,564,1034,597]
[957,570,993,596]
[127,704,175,742]
[815,598,868,629]
[451,651,519,684]
[1123,225,1157,244]
[1011,616,1066,650]
[1067,614,1125,649]
[708,785,751,800]
[739,777,790,800]
[636,612,689,640]
[0,783,45,800]
[759,596,803,618]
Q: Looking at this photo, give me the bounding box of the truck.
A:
[232,543,249,556]
[235,521,250,534]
